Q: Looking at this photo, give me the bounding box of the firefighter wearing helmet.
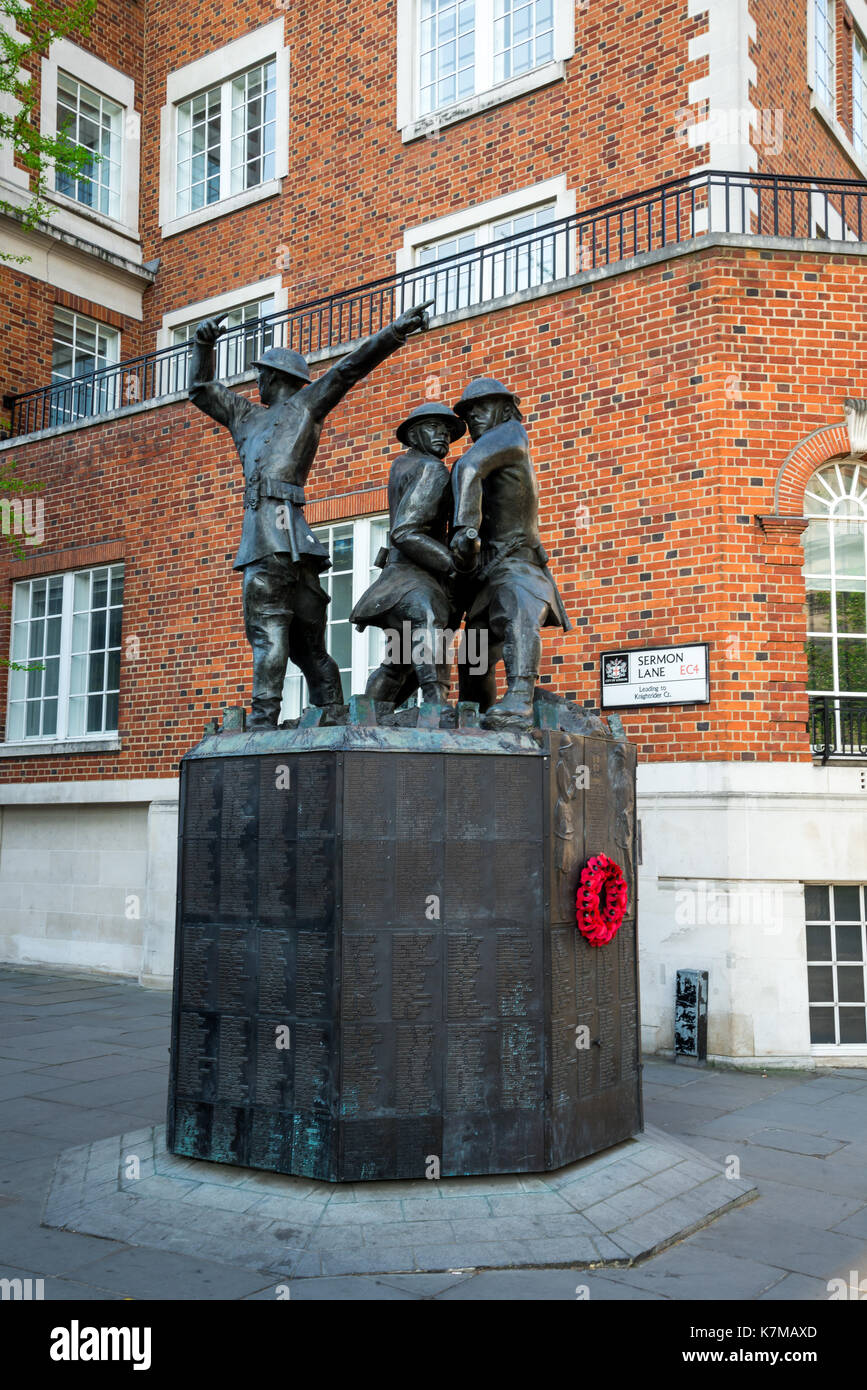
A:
[187,300,433,728]
[449,377,572,729]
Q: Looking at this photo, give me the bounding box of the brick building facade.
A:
[0,0,865,1064]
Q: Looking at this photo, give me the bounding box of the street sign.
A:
[600,642,709,709]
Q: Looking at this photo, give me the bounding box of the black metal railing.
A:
[8,169,867,436]
[809,695,867,761]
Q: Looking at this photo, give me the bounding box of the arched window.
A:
[803,459,867,756]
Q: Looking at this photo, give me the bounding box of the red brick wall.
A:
[1,240,862,781]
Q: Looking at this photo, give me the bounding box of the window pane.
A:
[331,623,351,669]
[47,579,63,615]
[72,612,89,653]
[331,572,353,618]
[838,639,867,692]
[802,520,831,571]
[332,532,353,571]
[836,924,863,960]
[837,967,865,1003]
[43,658,60,699]
[837,583,866,633]
[807,965,833,1002]
[806,637,833,690]
[68,696,85,737]
[806,923,832,960]
[809,1006,836,1043]
[833,519,866,577]
[806,588,831,632]
[839,1009,867,1043]
[70,653,87,696]
[92,569,109,607]
[7,704,24,741]
[833,885,862,921]
[42,699,58,737]
[91,608,107,650]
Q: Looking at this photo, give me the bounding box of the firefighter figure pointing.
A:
[187,300,434,729]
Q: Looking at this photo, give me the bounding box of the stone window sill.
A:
[45,187,140,247]
[0,737,122,757]
[401,61,565,143]
[160,180,282,239]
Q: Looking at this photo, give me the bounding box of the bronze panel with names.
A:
[169,733,640,1181]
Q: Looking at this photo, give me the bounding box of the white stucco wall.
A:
[637,761,867,1067]
[0,780,179,985]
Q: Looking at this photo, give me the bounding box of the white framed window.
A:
[6,565,124,743]
[55,71,123,221]
[40,40,139,249]
[854,31,867,157]
[159,20,290,237]
[397,0,574,139]
[156,277,289,394]
[174,60,277,218]
[803,460,867,755]
[811,0,836,112]
[280,517,389,719]
[50,308,121,424]
[806,884,867,1049]
[397,178,574,315]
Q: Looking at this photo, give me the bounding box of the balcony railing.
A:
[809,696,867,761]
[7,169,867,437]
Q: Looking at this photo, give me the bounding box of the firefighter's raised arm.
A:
[305,299,436,422]
[187,314,244,429]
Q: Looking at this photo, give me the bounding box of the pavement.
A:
[1,965,866,1301]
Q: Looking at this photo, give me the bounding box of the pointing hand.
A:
[194,314,229,345]
[393,298,436,338]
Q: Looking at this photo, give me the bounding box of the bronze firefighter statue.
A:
[187,299,434,728]
[351,402,466,707]
[449,377,571,729]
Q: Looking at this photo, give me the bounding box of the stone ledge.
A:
[43,1123,757,1279]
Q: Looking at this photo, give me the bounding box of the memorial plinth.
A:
[166,714,641,1181]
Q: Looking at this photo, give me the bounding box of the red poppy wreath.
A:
[575,854,628,947]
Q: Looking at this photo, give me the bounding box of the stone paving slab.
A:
[42,1122,757,1279]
